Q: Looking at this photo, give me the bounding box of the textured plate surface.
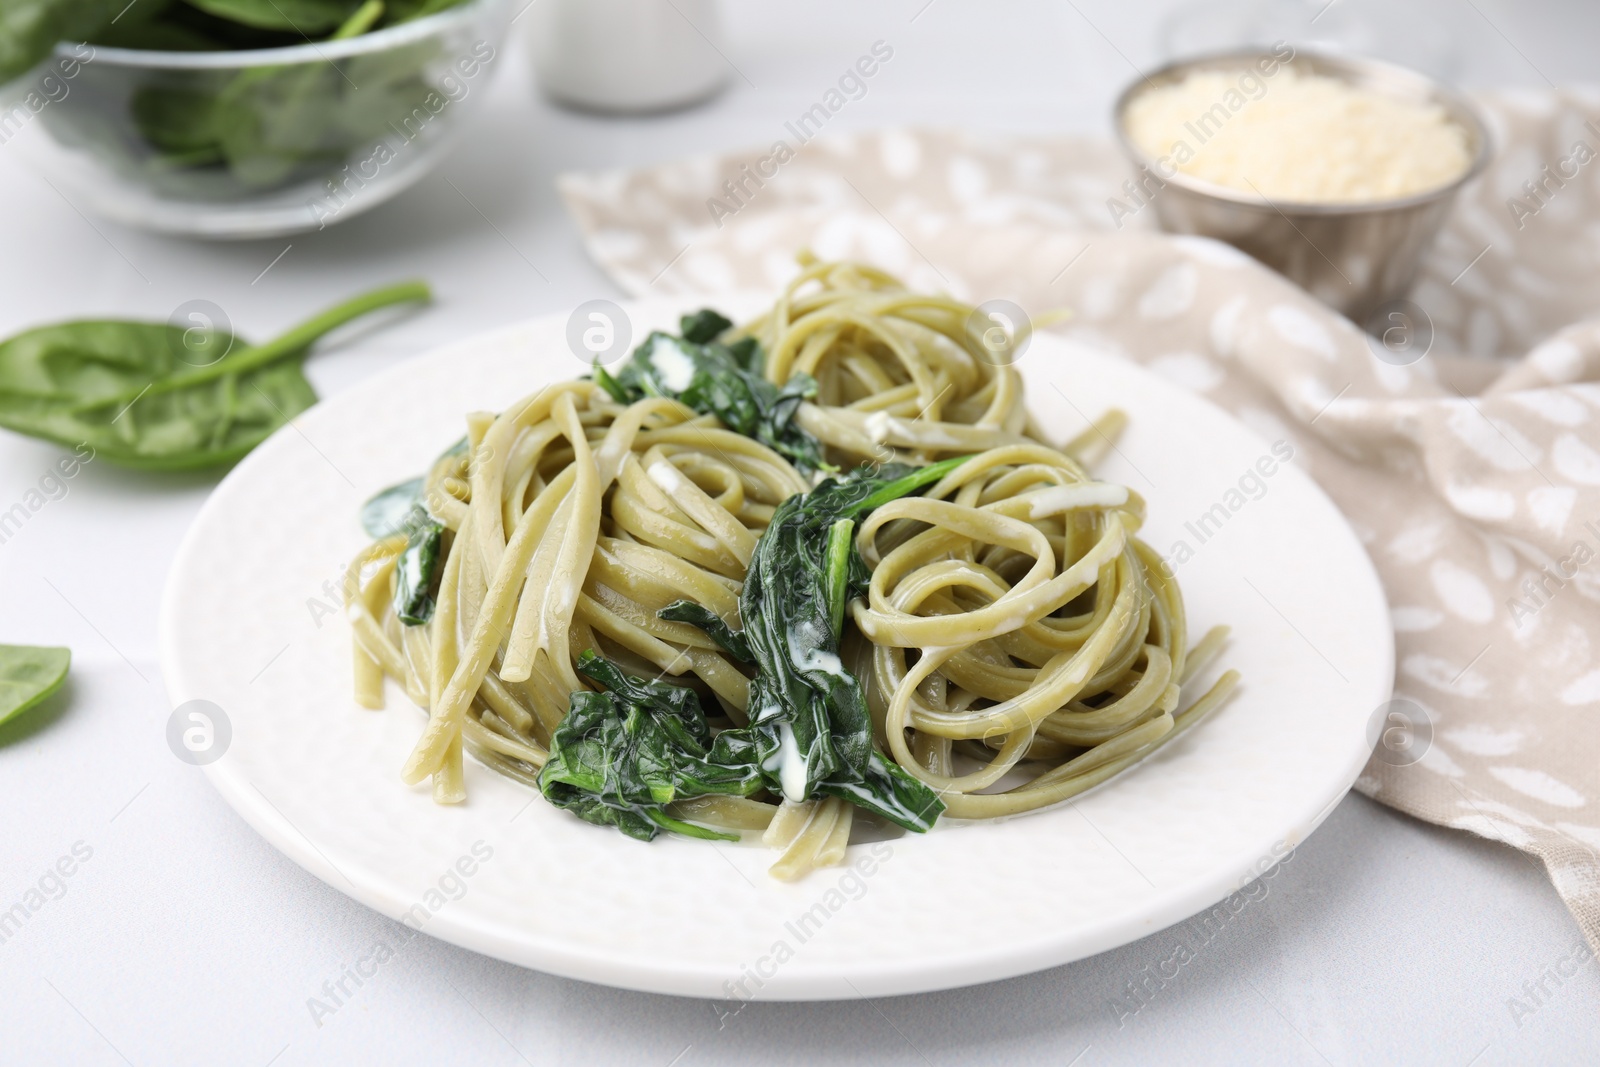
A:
[158,296,1392,1000]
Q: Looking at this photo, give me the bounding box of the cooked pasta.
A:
[346,257,1238,879]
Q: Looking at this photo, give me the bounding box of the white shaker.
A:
[526,0,729,113]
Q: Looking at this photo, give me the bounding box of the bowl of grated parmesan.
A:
[1112,47,1491,324]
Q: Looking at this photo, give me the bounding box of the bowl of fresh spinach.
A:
[0,0,510,237]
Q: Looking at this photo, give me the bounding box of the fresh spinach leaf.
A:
[128,0,386,190]
[0,0,117,85]
[87,0,226,49]
[598,311,829,473]
[89,21,219,47]
[131,84,224,158]
[382,0,467,23]
[107,0,304,49]
[0,280,429,470]
[214,64,347,188]
[538,651,766,841]
[181,0,361,34]
[69,0,457,192]
[0,645,70,726]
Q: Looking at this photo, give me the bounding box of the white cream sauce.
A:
[1026,482,1128,519]
[650,335,698,392]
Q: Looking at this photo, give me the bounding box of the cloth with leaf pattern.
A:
[557,98,1600,953]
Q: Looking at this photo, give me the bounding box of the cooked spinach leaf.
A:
[360,475,425,538]
[657,600,751,663]
[727,459,965,831]
[362,434,469,624]
[392,508,442,624]
[596,310,828,473]
[551,459,968,843]
[538,651,766,841]
[678,308,733,345]
[0,280,429,470]
[0,645,70,726]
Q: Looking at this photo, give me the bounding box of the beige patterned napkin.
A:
[558,99,1600,952]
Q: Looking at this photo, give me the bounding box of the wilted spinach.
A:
[717,459,965,831]
[657,600,750,662]
[392,518,442,624]
[538,651,766,842]
[360,475,426,538]
[595,309,828,473]
[359,434,469,625]
[547,459,968,844]
[0,279,430,469]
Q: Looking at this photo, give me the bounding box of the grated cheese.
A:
[1125,67,1472,203]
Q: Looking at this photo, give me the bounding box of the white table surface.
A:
[3,2,1598,1063]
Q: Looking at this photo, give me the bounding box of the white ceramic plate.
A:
[159,296,1392,1000]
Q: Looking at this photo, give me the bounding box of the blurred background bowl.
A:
[0,0,510,239]
[1112,49,1492,325]
[525,0,728,114]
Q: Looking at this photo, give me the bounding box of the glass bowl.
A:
[0,0,510,238]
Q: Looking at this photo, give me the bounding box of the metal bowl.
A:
[1112,49,1492,324]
